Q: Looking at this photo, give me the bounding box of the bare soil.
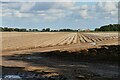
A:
[1,32,119,80]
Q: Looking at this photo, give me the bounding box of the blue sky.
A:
[1,1,118,30]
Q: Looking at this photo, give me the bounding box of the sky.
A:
[0,1,118,30]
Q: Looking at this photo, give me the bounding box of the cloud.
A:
[2,7,35,18]
[79,10,91,19]
[2,2,21,10]
[69,4,92,19]
[1,2,74,19]
[1,2,118,22]
[42,9,67,22]
[97,2,117,12]
[30,2,55,11]
[79,5,93,19]
[80,5,88,10]
[20,2,75,12]
[2,8,14,17]
[14,10,35,18]
[52,2,75,9]
[96,2,118,17]
[20,2,36,12]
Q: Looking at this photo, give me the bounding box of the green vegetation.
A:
[41,28,50,32]
[95,24,120,31]
[0,24,119,32]
[0,27,28,32]
[0,27,78,32]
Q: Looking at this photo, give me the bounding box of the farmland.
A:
[2,32,118,52]
[1,32,119,80]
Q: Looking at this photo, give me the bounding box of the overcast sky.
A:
[1,1,118,30]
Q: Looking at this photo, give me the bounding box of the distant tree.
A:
[0,27,2,31]
[95,28,99,31]
[46,28,50,32]
[32,29,39,32]
[41,28,50,32]
[3,27,9,31]
[19,28,27,32]
[59,28,77,32]
[41,28,46,32]
[9,28,14,31]
[14,28,19,32]
[94,24,120,31]
[29,29,32,32]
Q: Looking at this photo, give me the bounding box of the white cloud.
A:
[79,10,91,19]
[110,10,117,15]
[69,4,92,19]
[81,5,88,10]
[95,2,118,21]
[2,2,22,10]
[14,11,22,17]
[104,2,117,12]
[96,2,118,15]
[2,7,34,18]
[20,2,36,12]
[2,12,13,17]
[2,8,14,17]
[37,13,46,16]
[47,9,63,13]
[1,2,74,18]
[1,2,118,22]
[42,9,67,22]
[53,2,75,9]
[79,5,92,19]
[53,0,75,8]
[14,10,35,18]
[44,16,57,21]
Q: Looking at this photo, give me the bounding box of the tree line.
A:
[0,24,119,32]
[95,24,120,31]
[0,27,78,32]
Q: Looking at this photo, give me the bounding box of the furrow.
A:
[79,34,86,43]
[67,34,76,44]
[73,34,78,44]
[81,34,93,43]
[58,34,73,45]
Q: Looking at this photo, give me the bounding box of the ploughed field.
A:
[2,32,118,51]
[1,32,119,80]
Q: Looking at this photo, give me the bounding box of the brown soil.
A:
[1,32,119,80]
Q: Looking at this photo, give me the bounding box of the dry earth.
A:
[2,32,118,51]
[1,32,119,80]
